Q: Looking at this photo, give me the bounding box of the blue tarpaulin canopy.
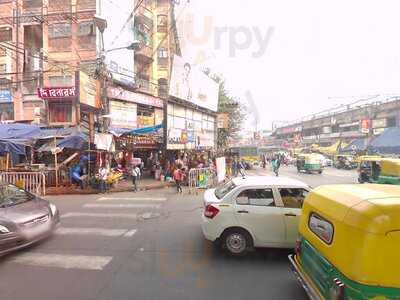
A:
[0,124,41,143]
[124,124,163,135]
[341,138,369,152]
[0,140,26,155]
[37,133,88,152]
[369,127,400,154]
[37,127,79,139]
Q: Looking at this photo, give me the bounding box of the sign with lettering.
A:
[0,90,12,103]
[37,87,76,99]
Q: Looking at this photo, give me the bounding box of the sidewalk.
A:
[46,177,174,196]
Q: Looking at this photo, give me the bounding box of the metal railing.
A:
[188,167,216,194]
[0,172,46,196]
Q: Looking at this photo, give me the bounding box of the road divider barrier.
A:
[188,168,216,194]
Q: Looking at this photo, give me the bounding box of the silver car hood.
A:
[0,198,50,224]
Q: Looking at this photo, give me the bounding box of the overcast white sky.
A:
[175,0,400,131]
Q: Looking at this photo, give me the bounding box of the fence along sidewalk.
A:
[0,172,46,196]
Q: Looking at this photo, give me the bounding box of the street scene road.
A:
[0,166,357,300]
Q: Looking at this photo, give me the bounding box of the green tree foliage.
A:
[206,71,246,149]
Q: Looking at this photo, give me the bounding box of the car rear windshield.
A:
[215,180,236,199]
[0,185,33,207]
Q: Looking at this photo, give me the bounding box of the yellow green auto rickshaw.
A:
[289,184,400,300]
[358,156,400,185]
[296,154,323,174]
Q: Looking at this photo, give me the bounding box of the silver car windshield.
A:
[215,180,236,200]
[0,185,33,207]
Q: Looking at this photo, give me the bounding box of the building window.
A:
[158,48,168,58]
[387,117,396,128]
[0,64,6,74]
[49,23,71,38]
[78,21,95,36]
[0,103,13,121]
[158,78,168,98]
[49,75,73,87]
[157,14,168,32]
[48,102,72,123]
[0,27,12,43]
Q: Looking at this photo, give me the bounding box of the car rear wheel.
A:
[221,228,253,256]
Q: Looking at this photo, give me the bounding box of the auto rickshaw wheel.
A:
[221,228,253,256]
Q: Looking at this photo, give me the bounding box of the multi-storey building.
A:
[0,0,181,131]
[0,0,98,126]
[273,97,400,147]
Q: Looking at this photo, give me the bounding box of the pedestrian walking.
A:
[272,156,281,177]
[232,158,238,177]
[98,166,108,193]
[238,160,246,177]
[132,164,141,192]
[173,165,184,193]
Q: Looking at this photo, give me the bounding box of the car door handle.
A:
[285,213,297,217]
[237,210,249,214]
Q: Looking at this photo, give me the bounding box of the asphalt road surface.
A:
[0,166,357,300]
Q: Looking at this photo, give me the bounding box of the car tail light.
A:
[295,238,302,255]
[331,278,346,300]
[204,204,220,219]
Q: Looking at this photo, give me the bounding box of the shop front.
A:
[107,86,165,176]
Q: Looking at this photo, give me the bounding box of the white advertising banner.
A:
[169,55,219,112]
[99,0,135,86]
[110,100,137,128]
[216,157,226,183]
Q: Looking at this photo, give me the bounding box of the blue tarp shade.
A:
[342,138,369,152]
[124,124,163,135]
[0,124,41,142]
[0,140,26,155]
[37,127,79,139]
[37,133,88,152]
[58,133,88,150]
[369,127,400,154]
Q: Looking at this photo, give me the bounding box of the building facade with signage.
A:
[273,98,400,147]
[167,55,219,151]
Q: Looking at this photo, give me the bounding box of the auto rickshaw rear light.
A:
[295,238,302,255]
[204,205,220,219]
[331,278,345,300]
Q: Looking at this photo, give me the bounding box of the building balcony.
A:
[135,45,153,63]
[136,77,157,96]
[48,0,71,13]
[77,35,96,50]
[76,0,96,11]
[22,0,43,14]
[136,6,154,26]
[48,37,71,51]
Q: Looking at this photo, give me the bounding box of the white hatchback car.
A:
[202,176,310,255]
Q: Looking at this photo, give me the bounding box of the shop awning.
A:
[128,124,162,135]
[37,133,88,152]
[341,138,369,152]
[0,124,41,144]
[318,140,341,155]
[0,140,26,155]
[37,127,79,139]
[369,127,400,154]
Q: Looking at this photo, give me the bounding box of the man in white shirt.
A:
[132,165,141,192]
[99,166,109,193]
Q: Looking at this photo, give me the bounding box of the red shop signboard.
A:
[37,87,76,99]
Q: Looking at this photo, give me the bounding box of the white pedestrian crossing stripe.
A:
[56,227,137,237]
[83,203,161,209]
[97,197,167,202]
[61,212,139,219]
[10,253,113,270]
